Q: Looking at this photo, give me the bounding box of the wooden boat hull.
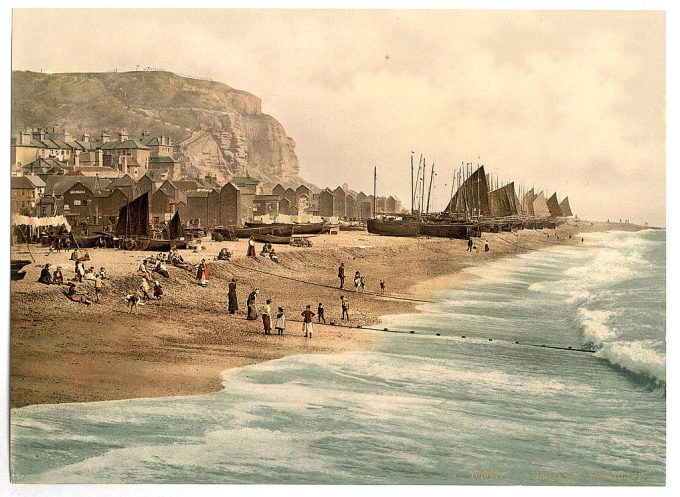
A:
[419,223,476,239]
[234,226,294,238]
[252,234,292,244]
[367,219,420,237]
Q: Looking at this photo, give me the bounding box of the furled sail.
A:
[169,211,185,239]
[546,192,564,217]
[446,166,490,216]
[116,192,149,237]
[559,196,573,217]
[532,191,551,217]
[488,182,518,217]
[523,188,536,217]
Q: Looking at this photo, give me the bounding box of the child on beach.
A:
[359,276,366,292]
[379,279,385,294]
[317,303,326,323]
[94,274,103,303]
[262,308,272,335]
[354,271,361,291]
[275,307,286,335]
[153,280,163,300]
[341,295,349,320]
[302,305,315,338]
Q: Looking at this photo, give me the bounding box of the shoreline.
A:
[10,220,646,409]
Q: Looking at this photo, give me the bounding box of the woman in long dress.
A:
[247,289,259,320]
[228,278,238,314]
[247,236,256,257]
[196,259,211,287]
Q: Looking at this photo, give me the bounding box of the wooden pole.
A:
[373,166,377,218]
[410,153,414,216]
[426,163,435,214]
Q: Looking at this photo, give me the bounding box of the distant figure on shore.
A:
[53,266,64,285]
[140,276,151,301]
[379,279,385,294]
[338,263,346,288]
[262,299,272,335]
[228,278,238,314]
[247,236,256,257]
[341,295,350,320]
[359,276,366,292]
[302,305,315,338]
[317,303,326,323]
[247,289,259,320]
[275,307,286,335]
[581,237,584,243]
[65,282,92,306]
[354,271,361,291]
[153,280,163,300]
[94,274,103,304]
[196,259,210,287]
[484,240,490,252]
[38,264,53,285]
[467,238,473,252]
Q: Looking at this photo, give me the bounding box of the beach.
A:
[10,219,644,409]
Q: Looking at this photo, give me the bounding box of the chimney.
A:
[19,130,31,145]
[100,131,111,144]
[119,156,128,174]
[82,133,90,143]
[96,149,103,167]
[119,129,129,142]
[32,128,46,142]
[63,131,72,143]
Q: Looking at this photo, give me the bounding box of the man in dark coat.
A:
[338,263,345,288]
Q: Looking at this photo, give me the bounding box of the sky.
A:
[11,9,666,225]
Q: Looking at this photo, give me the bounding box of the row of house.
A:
[12,128,181,181]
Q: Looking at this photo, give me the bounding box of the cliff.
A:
[11,70,305,189]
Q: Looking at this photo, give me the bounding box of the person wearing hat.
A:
[53,266,64,285]
[196,259,210,287]
[38,263,53,285]
[275,307,286,335]
[153,280,163,300]
[247,289,259,320]
[228,278,238,314]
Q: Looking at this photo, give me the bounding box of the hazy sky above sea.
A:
[12,9,666,225]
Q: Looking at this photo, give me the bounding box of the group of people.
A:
[260,242,279,262]
[466,238,490,252]
[338,262,383,294]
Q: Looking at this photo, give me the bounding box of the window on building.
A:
[73,200,81,206]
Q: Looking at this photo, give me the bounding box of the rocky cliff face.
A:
[11,70,304,189]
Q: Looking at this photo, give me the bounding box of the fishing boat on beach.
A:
[252,233,293,244]
[115,193,187,250]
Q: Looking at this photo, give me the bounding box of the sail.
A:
[488,182,518,217]
[523,188,536,216]
[532,191,551,217]
[169,211,185,239]
[546,192,564,217]
[446,166,490,216]
[115,192,149,237]
[559,196,573,217]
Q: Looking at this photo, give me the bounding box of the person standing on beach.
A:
[275,307,286,335]
[247,289,259,320]
[262,299,272,335]
[354,271,361,291]
[228,278,238,314]
[484,240,490,252]
[338,263,345,289]
[302,305,315,338]
[94,274,103,304]
[317,303,326,323]
[140,276,151,301]
[247,236,257,257]
[341,295,350,321]
[196,259,210,287]
[467,238,473,252]
[379,279,385,294]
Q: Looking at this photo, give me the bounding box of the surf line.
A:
[228,261,437,304]
[284,319,596,354]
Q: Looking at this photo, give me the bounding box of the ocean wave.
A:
[596,341,666,387]
[579,308,617,345]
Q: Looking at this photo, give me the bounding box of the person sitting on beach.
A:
[136,261,151,277]
[65,282,92,306]
[216,247,232,261]
[260,242,272,256]
[84,266,97,281]
[354,271,361,291]
[302,305,315,338]
[70,248,80,261]
[78,251,91,262]
[154,259,170,278]
[97,267,108,280]
[275,307,286,335]
[269,248,279,263]
[153,280,163,300]
[53,266,64,285]
[38,264,53,285]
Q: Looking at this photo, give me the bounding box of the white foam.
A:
[596,341,666,385]
[579,308,617,344]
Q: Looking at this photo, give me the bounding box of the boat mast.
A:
[426,162,435,214]
[410,152,414,216]
[373,166,377,219]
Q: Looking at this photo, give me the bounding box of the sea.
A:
[10,229,666,485]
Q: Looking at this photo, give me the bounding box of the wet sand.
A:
[9,219,645,408]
